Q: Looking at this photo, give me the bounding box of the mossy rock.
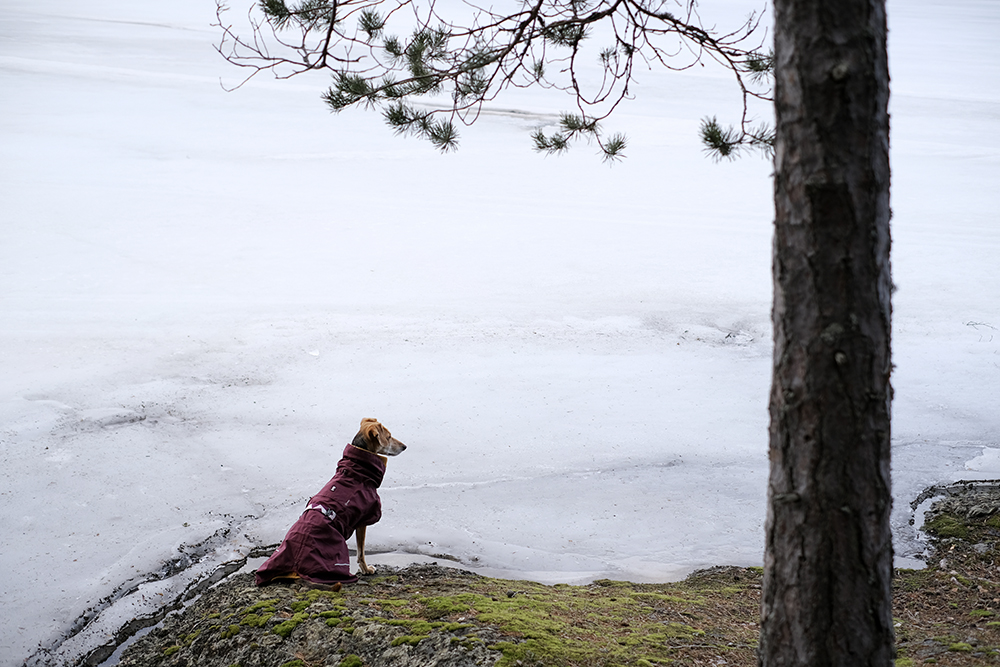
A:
[119,526,1000,667]
[272,612,310,639]
[924,514,970,539]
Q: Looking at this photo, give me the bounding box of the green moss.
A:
[273,612,310,639]
[339,655,363,667]
[220,624,241,640]
[635,623,704,641]
[986,515,1000,529]
[480,602,565,637]
[163,645,180,656]
[279,661,305,667]
[895,659,916,667]
[421,591,569,638]
[386,619,474,635]
[242,599,278,615]
[632,591,704,605]
[303,588,343,602]
[987,621,1000,628]
[241,612,274,627]
[948,642,974,652]
[379,598,411,608]
[181,629,201,645]
[285,588,344,614]
[438,621,474,632]
[203,612,221,620]
[490,639,592,667]
[970,609,995,617]
[176,567,764,667]
[387,619,433,634]
[450,635,483,648]
[393,574,757,667]
[290,599,312,613]
[419,592,486,617]
[391,635,428,647]
[924,514,970,539]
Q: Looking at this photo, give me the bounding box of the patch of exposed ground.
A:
[894,481,1000,666]
[117,564,761,667]
[117,481,1000,667]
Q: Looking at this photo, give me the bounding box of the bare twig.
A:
[212,0,773,156]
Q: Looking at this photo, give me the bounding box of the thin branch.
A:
[213,0,774,155]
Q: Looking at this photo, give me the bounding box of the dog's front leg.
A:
[355,524,375,575]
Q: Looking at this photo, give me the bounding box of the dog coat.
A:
[255,443,386,586]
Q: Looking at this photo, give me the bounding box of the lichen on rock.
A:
[118,566,504,667]
[117,562,764,667]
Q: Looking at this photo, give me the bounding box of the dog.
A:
[255,418,406,589]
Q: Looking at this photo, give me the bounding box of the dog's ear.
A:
[363,420,383,449]
[352,418,382,451]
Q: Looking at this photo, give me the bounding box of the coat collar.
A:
[338,443,387,488]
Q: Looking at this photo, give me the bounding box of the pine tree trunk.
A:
[760,0,893,665]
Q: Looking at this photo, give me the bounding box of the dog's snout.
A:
[389,437,406,454]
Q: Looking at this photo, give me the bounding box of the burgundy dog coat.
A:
[255,444,386,586]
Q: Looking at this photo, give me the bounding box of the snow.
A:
[1,0,998,664]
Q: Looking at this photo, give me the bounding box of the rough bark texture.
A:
[761,0,893,665]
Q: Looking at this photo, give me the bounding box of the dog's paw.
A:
[358,563,376,576]
[300,580,342,592]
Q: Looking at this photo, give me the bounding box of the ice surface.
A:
[1,0,998,664]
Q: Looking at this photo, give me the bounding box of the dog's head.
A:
[351,418,407,457]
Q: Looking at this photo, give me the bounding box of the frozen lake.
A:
[1,0,998,664]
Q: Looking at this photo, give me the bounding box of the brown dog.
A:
[255,418,406,588]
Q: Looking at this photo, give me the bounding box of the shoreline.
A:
[31,479,1000,667]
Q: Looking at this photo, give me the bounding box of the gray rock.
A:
[118,568,502,667]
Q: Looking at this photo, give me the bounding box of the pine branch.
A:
[700,116,773,161]
[215,0,773,157]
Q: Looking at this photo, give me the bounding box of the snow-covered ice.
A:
[1,0,998,664]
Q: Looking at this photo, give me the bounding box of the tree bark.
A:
[760,0,893,665]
